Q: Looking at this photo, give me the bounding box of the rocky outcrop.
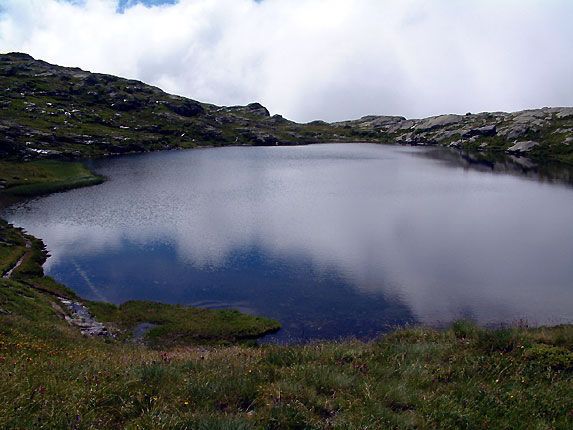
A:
[166,99,204,117]
[339,106,572,163]
[224,102,270,117]
[59,298,113,337]
[414,114,463,131]
[240,129,282,146]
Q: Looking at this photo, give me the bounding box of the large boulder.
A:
[556,107,573,118]
[246,102,270,117]
[464,125,496,138]
[167,99,204,117]
[498,124,530,140]
[506,140,539,154]
[224,102,271,117]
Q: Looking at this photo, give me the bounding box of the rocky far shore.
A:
[334,107,573,156]
[1,52,572,165]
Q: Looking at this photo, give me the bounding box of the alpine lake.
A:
[3,143,573,342]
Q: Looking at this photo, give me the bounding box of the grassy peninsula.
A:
[0,159,103,199]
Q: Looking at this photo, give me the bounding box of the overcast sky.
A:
[1,0,572,122]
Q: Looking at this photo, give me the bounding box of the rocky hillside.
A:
[0,53,345,158]
[1,52,572,164]
[335,108,573,164]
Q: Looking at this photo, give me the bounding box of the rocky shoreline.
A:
[335,107,573,157]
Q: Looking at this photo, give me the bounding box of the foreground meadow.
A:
[1,305,572,429]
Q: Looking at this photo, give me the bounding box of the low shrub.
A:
[523,343,573,370]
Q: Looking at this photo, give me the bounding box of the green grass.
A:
[0,159,104,196]
[87,300,281,348]
[0,313,571,429]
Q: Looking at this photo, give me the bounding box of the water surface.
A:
[4,144,573,341]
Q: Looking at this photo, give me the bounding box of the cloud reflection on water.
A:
[5,144,573,336]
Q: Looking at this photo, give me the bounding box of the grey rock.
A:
[358,116,406,129]
[396,132,415,144]
[59,298,114,337]
[507,140,539,153]
[464,125,496,138]
[414,114,463,131]
[556,107,573,118]
[167,99,204,117]
[386,119,415,133]
[242,129,281,145]
[433,128,469,142]
[246,102,270,117]
[213,102,270,118]
[499,124,530,140]
[268,114,290,124]
[513,109,546,122]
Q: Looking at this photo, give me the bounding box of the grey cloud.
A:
[1,0,572,122]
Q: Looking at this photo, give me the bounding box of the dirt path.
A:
[2,237,31,279]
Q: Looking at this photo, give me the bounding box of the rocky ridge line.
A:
[1,52,572,164]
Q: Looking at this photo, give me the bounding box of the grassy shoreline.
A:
[1,298,571,428]
[0,159,571,429]
[0,159,104,198]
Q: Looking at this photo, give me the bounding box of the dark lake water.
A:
[4,144,573,342]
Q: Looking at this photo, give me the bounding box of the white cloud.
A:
[1,0,572,122]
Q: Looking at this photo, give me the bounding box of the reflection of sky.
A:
[4,144,573,337]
